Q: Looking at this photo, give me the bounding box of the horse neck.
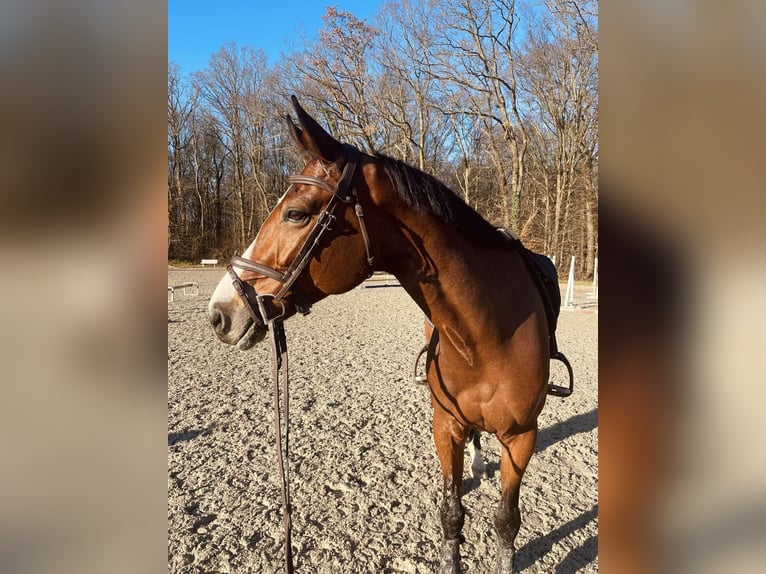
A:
[381,210,540,344]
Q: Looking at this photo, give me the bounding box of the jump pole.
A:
[564,255,575,308]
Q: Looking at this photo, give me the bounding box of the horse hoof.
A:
[472,466,489,480]
[439,539,462,574]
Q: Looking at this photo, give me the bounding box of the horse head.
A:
[208,96,377,349]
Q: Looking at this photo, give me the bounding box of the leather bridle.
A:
[223,144,373,574]
[225,144,373,319]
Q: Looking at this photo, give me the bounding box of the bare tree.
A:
[284,8,382,151]
[193,43,270,249]
[167,0,598,276]
[189,109,227,257]
[168,62,199,257]
[374,0,452,170]
[519,0,597,273]
[431,0,528,229]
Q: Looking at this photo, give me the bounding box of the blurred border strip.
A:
[602,1,766,572]
[0,2,167,573]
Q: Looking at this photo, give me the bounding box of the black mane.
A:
[374,153,509,249]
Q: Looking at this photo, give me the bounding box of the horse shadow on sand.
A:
[168,425,215,446]
[535,408,597,453]
[515,505,598,573]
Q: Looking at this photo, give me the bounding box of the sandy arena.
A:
[168,268,597,573]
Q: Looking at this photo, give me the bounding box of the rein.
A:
[225,145,371,574]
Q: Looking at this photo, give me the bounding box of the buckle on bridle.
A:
[317,210,336,230]
[256,293,287,322]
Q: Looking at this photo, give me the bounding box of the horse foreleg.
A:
[433,408,467,574]
[494,427,537,574]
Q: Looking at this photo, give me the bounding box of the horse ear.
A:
[284,114,308,153]
[289,95,344,163]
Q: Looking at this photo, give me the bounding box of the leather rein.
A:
[224,145,372,574]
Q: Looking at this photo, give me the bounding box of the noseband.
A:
[226,144,373,319]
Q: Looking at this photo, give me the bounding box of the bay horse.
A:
[208,96,563,573]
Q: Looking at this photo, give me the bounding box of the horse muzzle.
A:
[208,266,273,350]
[208,298,268,350]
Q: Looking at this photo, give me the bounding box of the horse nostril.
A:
[209,305,226,334]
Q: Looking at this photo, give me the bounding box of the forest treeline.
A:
[168,0,597,278]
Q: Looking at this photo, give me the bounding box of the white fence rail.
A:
[168,282,199,302]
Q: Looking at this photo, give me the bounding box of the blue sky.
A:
[169,0,384,75]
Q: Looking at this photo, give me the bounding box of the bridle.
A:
[223,144,373,574]
[225,144,373,319]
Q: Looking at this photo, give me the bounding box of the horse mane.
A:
[373,152,508,249]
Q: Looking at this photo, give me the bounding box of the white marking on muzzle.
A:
[208,271,236,312]
[207,237,259,313]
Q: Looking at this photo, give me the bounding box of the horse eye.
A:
[284,209,309,224]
